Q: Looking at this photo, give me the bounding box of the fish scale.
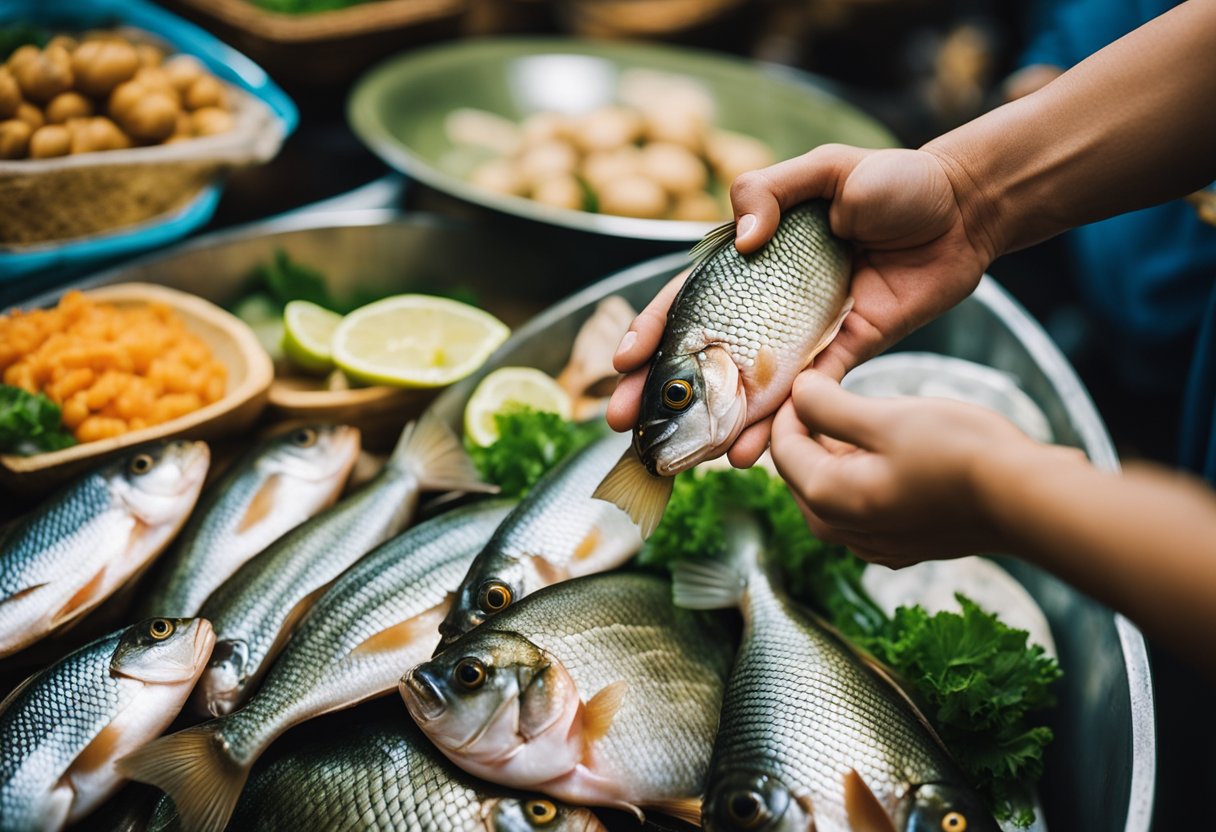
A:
[708,571,959,831]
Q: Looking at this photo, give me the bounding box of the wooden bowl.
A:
[0,282,274,495]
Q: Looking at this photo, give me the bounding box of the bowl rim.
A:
[0,281,274,476]
[347,35,896,242]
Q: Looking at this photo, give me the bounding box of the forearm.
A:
[981,451,1216,662]
[925,0,1216,257]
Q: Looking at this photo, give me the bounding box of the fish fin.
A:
[671,558,748,610]
[235,474,281,534]
[582,680,628,744]
[117,724,248,832]
[69,720,124,778]
[689,219,737,264]
[51,568,107,626]
[262,583,331,672]
[648,796,703,826]
[391,410,499,494]
[348,602,449,659]
[571,526,602,562]
[843,769,898,832]
[591,449,673,538]
[0,669,40,715]
[0,581,47,607]
[805,297,854,368]
[556,296,638,399]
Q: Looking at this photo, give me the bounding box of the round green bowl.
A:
[348,37,897,242]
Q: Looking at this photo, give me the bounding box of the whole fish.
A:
[120,499,515,832]
[672,517,998,832]
[0,617,214,832]
[191,411,494,717]
[435,432,642,648]
[404,572,733,824]
[143,705,606,832]
[595,201,852,535]
[134,424,361,619]
[0,441,209,658]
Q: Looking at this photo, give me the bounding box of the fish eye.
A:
[523,799,558,825]
[148,618,175,640]
[725,790,766,829]
[129,453,155,475]
[661,379,693,411]
[454,657,487,690]
[478,581,513,614]
[942,813,967,832]
[291,428,318,447]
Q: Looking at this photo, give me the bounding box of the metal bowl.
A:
[430,253,1156,832]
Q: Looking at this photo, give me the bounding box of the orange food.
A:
[0,290,226,443]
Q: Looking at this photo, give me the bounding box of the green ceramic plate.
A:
[349,37,897,241]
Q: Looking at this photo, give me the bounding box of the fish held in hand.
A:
[192,410,494,717]
[436,432,642,649]
[595,201,852,536]
[672,516,998,832]
[135,424,361,619]
[118,499,515,832]
[0,617,214,832]
[405,572,733,822]
[0,441,209,658]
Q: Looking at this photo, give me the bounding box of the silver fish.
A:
[672,517,999,832]
[405,572,733,824]
[0,617,213,832]
[191,411,494,717]
[0,442,209,658]
[143,706,606,832]
[435,432,643,648]
[134,424,361,619]
[595,202,852,535]
[119,499,515,832]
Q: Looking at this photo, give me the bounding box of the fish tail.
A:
[117,723,249,832]
[671,512,764,610]
[390,410,498,494]
[591,449,673,538]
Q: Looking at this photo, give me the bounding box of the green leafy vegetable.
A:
[0,385,77,455]
[644,466,1060,825]
[467,407,602,498]
[246,249,339,312]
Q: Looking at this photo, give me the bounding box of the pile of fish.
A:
[0,203,1003,832]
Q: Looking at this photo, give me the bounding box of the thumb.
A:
[789,371,889,449]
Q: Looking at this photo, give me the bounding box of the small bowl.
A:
[0,282,274,494]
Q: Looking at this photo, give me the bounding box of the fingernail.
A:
[615,330,637,357]
[737,214,757,239]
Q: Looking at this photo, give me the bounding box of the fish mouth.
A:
[634,418,682,476]
[401,667,447,722]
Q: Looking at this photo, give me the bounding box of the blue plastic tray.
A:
[0,0,297,281]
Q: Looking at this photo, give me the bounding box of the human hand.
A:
[769,371,1088,568]
[607,144,995,467]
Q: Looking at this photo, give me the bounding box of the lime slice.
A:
[331,295,510,388]
[283,300,343,375]
[464,366,573,447]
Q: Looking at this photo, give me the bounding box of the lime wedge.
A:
[331,295,510,388]
[282,300,343,375]
[464,366,573,446]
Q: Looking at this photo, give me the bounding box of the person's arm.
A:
[769,372,1216,666]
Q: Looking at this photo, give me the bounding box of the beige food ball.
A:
[11,44,74,103]
[705,130,777,187]
[135,43,165,68]
[45,91,94,124]
[184,74,226,111]
[0,68,20,119]
[516,139,579,185]
[162,54,205,95]
[107,79,145,121]
[469,158,528,197]
[45,35,78,54]
[643,108,706,154]
[72,39,139,97]
[28,124,70,158]
[134,66,176,94]
[572,106,643,154]
[580,146,642,191]
[640,142,708,196]
[672,191,725,222]
[519,111,572,145]
[191,106,233,137]
[531,175,585,211]
[69,116,132,154]
[0,119,32,159]
[598,175,668,219]
[115,90,180,142]
[15,102,44,130]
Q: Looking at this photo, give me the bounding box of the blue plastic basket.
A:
[0,0,297,281]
